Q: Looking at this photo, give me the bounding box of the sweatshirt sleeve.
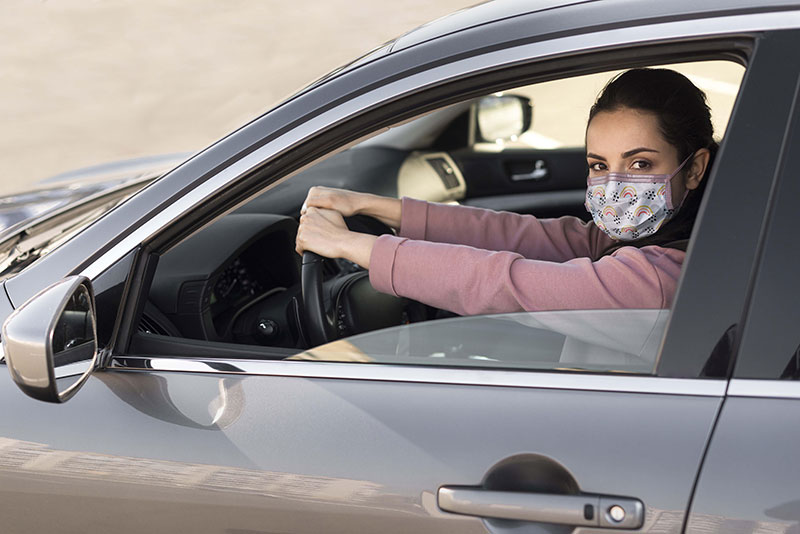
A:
[399,197,615,261]
[369,234,684,315]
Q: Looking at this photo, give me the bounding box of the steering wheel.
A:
[300,215,403,347]
[301,251,338,346]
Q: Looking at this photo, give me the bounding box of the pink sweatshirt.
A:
[368,198,685,315]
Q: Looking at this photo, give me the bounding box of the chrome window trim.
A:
[110,356,727,396]
[81,11,800,281]
[727,379,800,399]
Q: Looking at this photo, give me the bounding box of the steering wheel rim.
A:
[300,215,396,347]
[301,251,338,346]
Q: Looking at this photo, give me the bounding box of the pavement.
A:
[1,1,472,195]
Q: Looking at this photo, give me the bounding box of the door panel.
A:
[0,367,720,533]
[455,147,589,219]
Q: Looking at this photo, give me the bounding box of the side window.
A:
[732,87,800,380]
[293,309,670,374]
[486,61,743,151]
[136,57,745,377]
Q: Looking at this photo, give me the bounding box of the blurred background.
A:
[1,0,473,194]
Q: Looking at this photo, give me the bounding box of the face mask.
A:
[584,155,692,241]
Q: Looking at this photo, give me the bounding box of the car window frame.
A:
[656,29,800,378]
[104,44,756,374]
[727,65,800,382]
[5,19,796,380]
[114,42,756,375]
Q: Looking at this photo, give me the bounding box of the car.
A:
[1,1,799,532]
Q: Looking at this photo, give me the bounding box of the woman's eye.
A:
[631,160,651,170]
[588,162,606,172]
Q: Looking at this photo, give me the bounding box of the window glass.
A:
[478,61,744,151]
[137,57,744,376]
[291,309,670,374]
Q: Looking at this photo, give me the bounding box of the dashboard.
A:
[147,214,302,347]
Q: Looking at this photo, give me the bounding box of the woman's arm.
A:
[368,235,685,315]
[295,209,682,315]
[399,198,615,262]
[302,187,615,262]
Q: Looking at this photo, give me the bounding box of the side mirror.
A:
[2,276,99,403]
[475,94,533,143]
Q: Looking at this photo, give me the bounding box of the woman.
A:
[295,68,717,315]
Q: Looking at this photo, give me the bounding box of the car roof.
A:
[392,0,800,51]
[294,0,800,111]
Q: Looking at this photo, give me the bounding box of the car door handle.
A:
[438,487,644,529]
[510,159,548,181]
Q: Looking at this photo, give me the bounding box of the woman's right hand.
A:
[302,186,402,230]
[302,186,363,217]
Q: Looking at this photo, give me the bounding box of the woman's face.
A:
[585,107,694,207]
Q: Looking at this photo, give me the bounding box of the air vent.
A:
[427,157,460,189]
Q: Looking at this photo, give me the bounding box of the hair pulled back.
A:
[588,68,718,253]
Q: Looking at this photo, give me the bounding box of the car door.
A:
[1,15,799,534]
[685,66,800,533]
[0,311,724,534]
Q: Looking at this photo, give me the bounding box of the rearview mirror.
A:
[475,94,533,143]
[3,276,98,403]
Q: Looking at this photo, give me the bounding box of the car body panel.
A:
[391,0,800,51]
[685,393,800,533]
[0,365,722,533]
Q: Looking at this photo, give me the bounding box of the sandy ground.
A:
[1,1,472,195]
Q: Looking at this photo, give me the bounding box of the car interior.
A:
[130,59,745,365]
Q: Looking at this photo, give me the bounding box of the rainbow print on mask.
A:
[634,205,653,218]
[656,184,667,197]
[620,185,637,199]
[620,226,637,235]
[592,187,605,198]
[602,206,618,218]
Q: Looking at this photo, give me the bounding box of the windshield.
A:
[0,180,151,282]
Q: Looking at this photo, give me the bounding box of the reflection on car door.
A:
[0,360,722,533]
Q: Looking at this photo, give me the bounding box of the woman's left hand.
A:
[296,207,377,268]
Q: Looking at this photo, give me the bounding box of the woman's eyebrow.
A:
[586,152,606,160]
[621,147,660,158]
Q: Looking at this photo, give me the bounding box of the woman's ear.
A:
[686,148,711,190]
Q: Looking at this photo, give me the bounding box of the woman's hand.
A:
[302,186,362,217]
[296,207,377,268]
[302,186,402,230]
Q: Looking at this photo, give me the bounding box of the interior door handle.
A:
[510,159,548,181]
[438,487,644,529]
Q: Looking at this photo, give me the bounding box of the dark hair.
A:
[588,68,719,256]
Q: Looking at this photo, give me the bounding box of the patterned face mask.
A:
[584,155,692,241]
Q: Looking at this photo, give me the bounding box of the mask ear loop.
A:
[666,152,696,211]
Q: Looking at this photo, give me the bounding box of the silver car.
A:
[1,1,799,532]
